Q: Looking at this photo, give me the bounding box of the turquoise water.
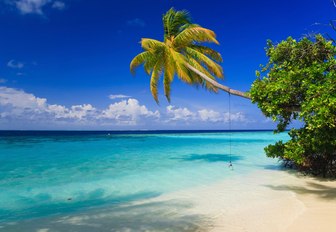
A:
[0,131,288,224]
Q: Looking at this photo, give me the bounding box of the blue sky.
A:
[0,0,335,130]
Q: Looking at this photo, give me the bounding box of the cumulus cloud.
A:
[0,79,7,84]
[127,18,146,27]
[100,99,160,125]
[47,104,96,120]
[0,86,46,110]
[166,105,195,121]
[7,60,24,69]
[198,109,246,123]
[0,87,159,127]
[198,109,222,122]
[0,87,249,129]
[224,112,247,122]
[166,105,247,123]
[109,94,131,100]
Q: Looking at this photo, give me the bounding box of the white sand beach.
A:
[191,169,336,232]
[148,168,336,232]
[2,168,336,232]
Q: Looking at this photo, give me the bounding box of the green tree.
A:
[250,35,336,176]
[130,8,249,103]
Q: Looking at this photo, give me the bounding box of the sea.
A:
[0,130,289,231]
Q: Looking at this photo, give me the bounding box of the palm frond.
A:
[143,49,165,75]
[144,56,158,75]
[130,51,153,74]
[185,47,223,78]
[163,57,175,102]
[187,56,215,81]
[141,38,166,51]
[174,26,219,47]
[150,62,163,103]
[170,49,193,84]
[190,45,223,63]
[187,56,219,92]
[130,8,226,103]
[163,8,192,40]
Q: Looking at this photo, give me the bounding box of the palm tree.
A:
[130,8,249,103]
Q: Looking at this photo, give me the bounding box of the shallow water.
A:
[0,131,288,226]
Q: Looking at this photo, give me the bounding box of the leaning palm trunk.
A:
[130,8,251,102]
[186,64,251,99]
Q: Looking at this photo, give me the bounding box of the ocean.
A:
[0,130,289,231]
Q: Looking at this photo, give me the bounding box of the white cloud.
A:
[51,0,65,10]
[166,105,195,121]
[0,87,250,129]
[198,109,222,122]
[109,94,131,100]
[127,18,146,27]
[0,86,46,110]
[47,104,96,120]
[7,60,24,69]
[0,79,7,84]
[225,112,247,122]
[15,0,50,15]
[0,87,97,121]
[0,87,159,127]
[100,99,160,125]
[166,105,247,124]
[198,109,246,123]
[8,0,65,15]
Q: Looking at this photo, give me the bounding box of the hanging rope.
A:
[228,92,233,170]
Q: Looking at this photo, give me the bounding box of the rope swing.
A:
[228,92,233,170]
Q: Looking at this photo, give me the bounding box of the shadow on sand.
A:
[264,181,336,200]
[0,197,211,232]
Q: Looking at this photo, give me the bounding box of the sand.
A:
[147,168,336,232]
[1,168,336,232]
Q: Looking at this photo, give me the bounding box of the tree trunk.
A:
[186,64,251,99]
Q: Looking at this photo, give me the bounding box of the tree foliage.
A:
[250,35,336,176]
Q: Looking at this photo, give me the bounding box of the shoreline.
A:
[1,168,336,231]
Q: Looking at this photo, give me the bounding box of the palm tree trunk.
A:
[186,64,251,99]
